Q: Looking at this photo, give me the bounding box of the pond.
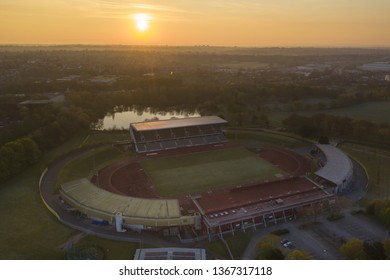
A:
[92,107,201,130]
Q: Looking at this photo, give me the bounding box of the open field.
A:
[0,132,138,260]
[81,131,131,147]
[339,143,390,202]
[267,101,390,126]
[72,235,143,260]
[207,231,254,259]
[0,134,88,259]
[227,129,311,148]
[140,147,284,197]
[0,164,75,259]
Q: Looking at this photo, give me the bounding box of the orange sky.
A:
[1,0,390,47]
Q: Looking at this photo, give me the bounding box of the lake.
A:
[93,108,201,130]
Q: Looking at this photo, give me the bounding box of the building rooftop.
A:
[134,248,206,260]
[315,144,353,186]
[130,116,227,132]
[61,179,181,220]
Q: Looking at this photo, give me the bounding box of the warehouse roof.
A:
[60,179,181,219]
[130,116,227,132]
[315,144,353,186]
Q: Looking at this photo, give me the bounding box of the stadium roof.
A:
[134,248,206,260]
[315,144,353,186]
[61,179,181,219]
[130,116,227,131]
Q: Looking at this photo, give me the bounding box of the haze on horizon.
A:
[1,0,390,47]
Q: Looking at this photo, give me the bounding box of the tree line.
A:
[0,138,41,182]
[283,113,390,147]
[0,105,92,183]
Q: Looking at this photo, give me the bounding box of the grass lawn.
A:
[339,143,390,201]
[72,235,142,260]
[267,101,390,127]
[140,147,283,197]
[227,129,310,149]
[0,165,75,259]
[81,131,131,147]
[0,131,135,259]
[207,231,254,259]
[0,142,87,259]
[55,146,130,191]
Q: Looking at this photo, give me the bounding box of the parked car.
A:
[280,239,293,248]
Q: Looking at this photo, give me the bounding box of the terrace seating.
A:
[217,134,228,142]
[133,132,143,142]
[143,131,158,142]
[186,126,202,137]
[213,125,223,133]
[200,125,214,135]
[161,140,177,150]
[157,129,172,140]
[130,116,228,153]
[176,139,192,148]
[190,137,206,146]
[205,135,218,144]
[136,143,147,153]
[146,142,163,152]
[172,128,186,138]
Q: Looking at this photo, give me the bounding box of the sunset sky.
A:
[1,0,390,47]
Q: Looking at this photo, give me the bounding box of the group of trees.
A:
[283,113,390,146]
[0,103,92,183]
[255,234,390,260]
[366,199,390,228]
[340,238,390,260]
[0,138,41,181]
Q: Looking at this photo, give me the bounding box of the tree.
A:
[19,138,41,165]
[340,238,369,260]
[256,234,285,260]
[363,241,386,260]
[287,249,313,260]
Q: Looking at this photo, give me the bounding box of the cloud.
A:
[77,0,192,21]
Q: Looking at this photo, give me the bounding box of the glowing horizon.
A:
[1,0,390,47]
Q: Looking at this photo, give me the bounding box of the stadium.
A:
[59,116,352,240]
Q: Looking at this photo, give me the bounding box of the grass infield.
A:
[140,147,284,197]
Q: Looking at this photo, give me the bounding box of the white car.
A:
[281,239,293,248]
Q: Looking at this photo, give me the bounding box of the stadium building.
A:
[58,116,355,240]
[313,144,353,194]
[129,116,228,153]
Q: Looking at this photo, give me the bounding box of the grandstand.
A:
[314,144,353,193]
[129,116,228,153]
[60,179,200,229]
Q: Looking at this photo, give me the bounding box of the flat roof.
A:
[130,116,227,132]
[315,144,353,186]
[61,179,181,219]
[134,248,206,260]
[196,177,325,214]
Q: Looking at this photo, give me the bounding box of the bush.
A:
[270,228,290,236]
[327,213,344,221]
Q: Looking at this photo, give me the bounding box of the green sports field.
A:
[140,147,284,197]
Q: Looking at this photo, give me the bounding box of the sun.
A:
[134,13,150,32]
